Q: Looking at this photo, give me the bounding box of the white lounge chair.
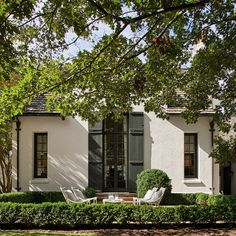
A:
[71,187,97,203]
[148,187,166,206]
[136,187,166,206]
[60,187,97,204]
[133,187,158,205]
[60,187,80,203]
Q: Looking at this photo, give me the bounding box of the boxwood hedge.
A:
[0,202,235,229]
[1,192,236,207]
[0,192,236,228]
[0,192,64,203]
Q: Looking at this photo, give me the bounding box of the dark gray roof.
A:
[23,95,60,116]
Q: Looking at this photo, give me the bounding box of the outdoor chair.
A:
[135,187,166,206]
[71,187,97,203]
[133,187,158,205]
[60,187,96,204]
[60,187,80,203]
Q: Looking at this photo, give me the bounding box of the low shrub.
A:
[196,193,209,205]
[82,187,96,198]
[163,193,236,206]
[162,193,197,205]
[207,194,236,206]
[136,169,172,198]
[2,191,236,208]
[0,202,235,228]
[0,192,64,203]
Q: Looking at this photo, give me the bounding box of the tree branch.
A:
[118,10,185,66]
[18,12,49,28]
[50,16,105,50]
[128,0,210,23]
[87,0,210,25]
[39,10,184,96]
[0,0,29,28]
[45,22,129,92]
[87,0,128,23]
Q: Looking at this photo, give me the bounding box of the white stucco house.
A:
[11,96,235,194]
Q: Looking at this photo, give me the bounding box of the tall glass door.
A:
[104,116,128,191]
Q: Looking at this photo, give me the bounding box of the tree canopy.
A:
[0,0,235,131]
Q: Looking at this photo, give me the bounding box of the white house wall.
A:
[148,114,217,193]
[12,110,219,193]
[12,116,89,192]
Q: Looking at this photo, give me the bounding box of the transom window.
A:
[184,133,198,178]
[34,133,48,178]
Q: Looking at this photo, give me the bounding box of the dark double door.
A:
[104,116,128,191]
[104,133,128,191]
[88,112,144,192]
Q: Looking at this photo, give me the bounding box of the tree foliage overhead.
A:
[210,135,236,164]
[0,0,235,131]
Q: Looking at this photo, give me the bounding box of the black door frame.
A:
[103,116,129,192]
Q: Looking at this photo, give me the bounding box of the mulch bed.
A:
[3,225,236,236]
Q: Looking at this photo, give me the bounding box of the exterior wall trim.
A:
[30,179,50,184]
[182,179,203,184]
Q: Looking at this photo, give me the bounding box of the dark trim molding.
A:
[21,112,61,117]
[209,120,215,147]
[15,117,21,192]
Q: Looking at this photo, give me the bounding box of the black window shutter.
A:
[128,112,144,192]
[88,121,103,191]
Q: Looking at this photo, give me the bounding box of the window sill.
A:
[182,179,202,184]
[30,178,49,184]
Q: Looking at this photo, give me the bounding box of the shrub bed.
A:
[0,202,236,229]
[0,192,64,203]
[162,193,197,205]
[1,192,236,207]
[162,193,236,206]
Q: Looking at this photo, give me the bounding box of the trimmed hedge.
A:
[0,192,64,203]
[1,192,236,207]
[162,193,197,205]
[207,194,236,206]
[162,193,236,206]
[136,169,172,198]
[82,187,96,198]
[0,202,236,228]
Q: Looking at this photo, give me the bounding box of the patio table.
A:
[103,198,123,204]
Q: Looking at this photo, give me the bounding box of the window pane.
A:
[189,135,195,143]
[105,116,114,132]
[105,115,127,133]
[37,143,42,151]
[37,135,43,143]
[116,120,123,131]
[189,144,195,152]
[184,135,189,144]
[184,144,189,152]
[42,135,47,143]
[42,144,47,152]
